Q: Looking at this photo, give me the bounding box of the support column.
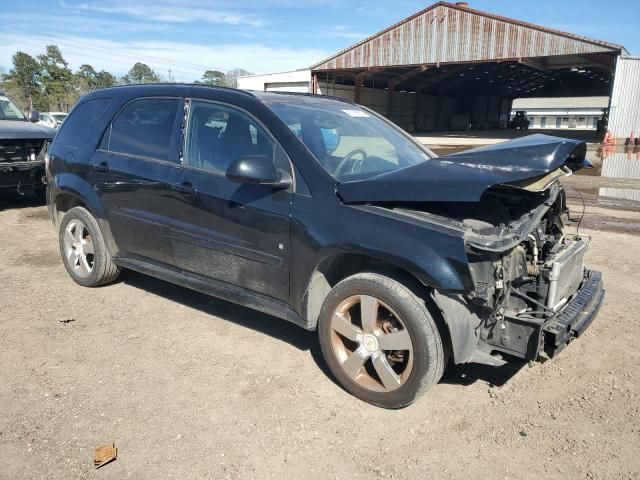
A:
[354,72,367,104]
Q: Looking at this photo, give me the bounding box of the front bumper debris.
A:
[542,270,605,358]
[0,160,46,189]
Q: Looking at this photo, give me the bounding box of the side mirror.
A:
[226,155,291,190]
[28,110,40,123]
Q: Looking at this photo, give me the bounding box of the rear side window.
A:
[55,98,112,147]
[103,98,180,161]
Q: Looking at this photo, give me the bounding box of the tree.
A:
[95,70,116,89]
[201,70,226,86]
[123,63,159,84]
[7,52,41,111]
[75,64,116,92]
[224,68,253,88]
[38,45,74,111]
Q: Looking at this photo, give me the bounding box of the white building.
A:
[238,70,312,93]
[511,97,609,130]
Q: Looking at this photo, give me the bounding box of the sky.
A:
[1,0,639,82]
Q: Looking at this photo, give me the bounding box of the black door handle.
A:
[93,162,110,173]
[172,181,197,196]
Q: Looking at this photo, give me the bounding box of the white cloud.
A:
[68,1,265,27]
[328,25,370,40]
[0,33,329,81]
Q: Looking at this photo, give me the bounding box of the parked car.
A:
[46,85,604,408]
[0,91,55,200]
[38,111,68,129]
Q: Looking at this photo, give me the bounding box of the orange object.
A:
[94,443,117,469]
[602,131,614,145]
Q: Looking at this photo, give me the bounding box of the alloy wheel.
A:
[329,295,414,392]
[62,219,95,278]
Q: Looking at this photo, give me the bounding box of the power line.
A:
[43,36,220,74]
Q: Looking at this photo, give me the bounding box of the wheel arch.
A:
[51,173,104,222]
[303,252,470,366]
[51,174,119,256]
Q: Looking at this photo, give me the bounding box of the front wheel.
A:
[318,272,445,408]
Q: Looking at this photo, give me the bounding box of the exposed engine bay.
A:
[390,178,599,363]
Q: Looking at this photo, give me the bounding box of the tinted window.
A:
[55,98,112,147]
[185,101,275,174]
[106,98,179,161]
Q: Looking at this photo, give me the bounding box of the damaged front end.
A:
[462,182,604,362]
[338,134,604,364]
[0,138,51,192]
[0,94,55,195]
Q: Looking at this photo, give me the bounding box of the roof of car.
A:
[86,83,355,107]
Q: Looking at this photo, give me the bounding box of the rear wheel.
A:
[58,206,120,287]
[318,272,445,408]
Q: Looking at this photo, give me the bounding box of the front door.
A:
[93,97,183,265]
[169,99,292,302]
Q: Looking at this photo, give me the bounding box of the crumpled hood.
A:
[337,134,588,204]
[0,120,56,140]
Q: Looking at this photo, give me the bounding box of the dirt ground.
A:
[1,190,639,480]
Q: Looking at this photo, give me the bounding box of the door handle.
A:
[93,162,110,173]
[172,181,197,197]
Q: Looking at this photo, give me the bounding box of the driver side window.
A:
[184,101,275,175]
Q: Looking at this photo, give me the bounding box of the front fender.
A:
[290,198,476,326]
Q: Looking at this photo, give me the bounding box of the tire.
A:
[58,206,120,287]
[318,272,445,408]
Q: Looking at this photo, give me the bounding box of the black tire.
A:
[318,272,445,409]
[58,206,120,287]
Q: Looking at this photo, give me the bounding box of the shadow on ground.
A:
[121,269,525,391]
[441,359,525,387]
[120,269,317,350]
[0,190,44,211]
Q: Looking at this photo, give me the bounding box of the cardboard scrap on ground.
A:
[94,443,117,469]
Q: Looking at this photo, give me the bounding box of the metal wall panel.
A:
[312,3,620,71]
[609,57,640,140]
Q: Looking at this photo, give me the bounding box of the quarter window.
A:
[55,98,112,147]
[185,101,275,174]
[104,98,180,161]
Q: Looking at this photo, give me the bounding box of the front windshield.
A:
[0,95,27,121]
[267,100,433,182]
[53,114,67,121]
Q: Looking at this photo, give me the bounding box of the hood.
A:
[337,134,588,204]
[0,120,56,140]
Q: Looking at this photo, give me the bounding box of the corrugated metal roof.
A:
[311,2,624,71]
[512,96,610,109]
[609,56,640,139]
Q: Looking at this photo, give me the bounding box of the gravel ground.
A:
[1,192,639,480]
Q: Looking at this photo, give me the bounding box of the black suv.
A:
[1,91,55,200]
[47,84,604,408]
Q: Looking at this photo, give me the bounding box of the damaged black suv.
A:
[1,92,55,200]
[47,85,604,408]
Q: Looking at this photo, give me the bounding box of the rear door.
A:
[92,97,183,265]
[169,99,293,302]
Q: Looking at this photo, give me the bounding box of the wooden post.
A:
[311,73,319,95]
